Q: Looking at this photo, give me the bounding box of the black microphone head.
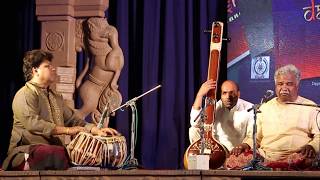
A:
[265,90,274,98]
[260,90,274,104]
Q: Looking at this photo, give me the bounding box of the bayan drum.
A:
[66,132,127,168]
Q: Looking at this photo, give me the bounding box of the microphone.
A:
[97,102,110,129]
[247,90,274,112]
[260,90,274,104]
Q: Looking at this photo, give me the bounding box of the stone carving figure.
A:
[75,17,124,127]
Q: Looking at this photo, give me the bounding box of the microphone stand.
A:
[193,95,216,154]
[123,100,139,169]
[193,97,209,155]
[110,85,162,169]
[243,98,272,171]
[199,109,206,155]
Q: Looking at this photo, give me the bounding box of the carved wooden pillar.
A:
[35,0,109,107]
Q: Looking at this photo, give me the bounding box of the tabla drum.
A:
[66,132,127,168]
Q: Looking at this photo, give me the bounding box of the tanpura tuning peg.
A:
[203,28,231,42]
[222,37,231,42]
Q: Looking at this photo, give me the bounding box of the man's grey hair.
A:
[274,64,301,84]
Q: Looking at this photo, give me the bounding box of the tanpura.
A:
[184,21,228,169]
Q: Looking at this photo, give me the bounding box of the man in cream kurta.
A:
[189,80,253,152]
[229,64,319,169]
[242,96,319,161]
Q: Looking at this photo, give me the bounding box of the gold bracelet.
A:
[66,128,70,135]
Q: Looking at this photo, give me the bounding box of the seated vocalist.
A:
[2,49,119,170]
[226,64,320,170]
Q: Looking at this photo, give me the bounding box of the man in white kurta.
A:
[189,80,253,152]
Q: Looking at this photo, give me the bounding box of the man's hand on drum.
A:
[90,126,120,136]
[298,145,316,158]
[66,126,86,135]
[230,143,250,156]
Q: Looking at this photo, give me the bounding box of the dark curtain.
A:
[1,0,227,169]
[0,0,40,167]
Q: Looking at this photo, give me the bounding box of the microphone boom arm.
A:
[111,85,162,114]
[97,85,162,129]
[285,102,320,108]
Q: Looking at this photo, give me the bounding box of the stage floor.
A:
[0,169,320,180]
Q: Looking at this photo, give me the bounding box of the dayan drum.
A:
[66,132,127,168]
